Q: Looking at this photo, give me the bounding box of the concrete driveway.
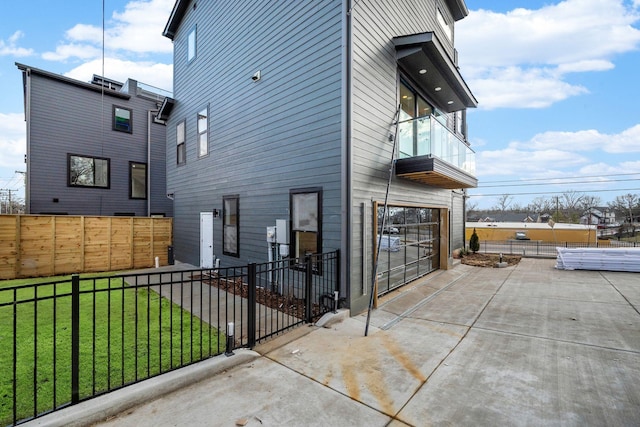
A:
[27,258,640,426]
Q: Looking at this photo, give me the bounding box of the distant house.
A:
[581,207,617,227]
[16,63,173,217]
[470,211,536,223]
[160,0,477,314]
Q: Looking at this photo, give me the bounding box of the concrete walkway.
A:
[26,258,640,426]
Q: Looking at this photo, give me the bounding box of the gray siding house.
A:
[161,0,477,314]
[16,63,173,217]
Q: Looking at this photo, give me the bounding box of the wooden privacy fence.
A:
[0,215,173,280]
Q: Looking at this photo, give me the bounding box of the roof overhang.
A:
[394,32,477,113]
[163,0,190,40]
[445,0,470,21]
[157,97,175,120]
[15,63,130,100]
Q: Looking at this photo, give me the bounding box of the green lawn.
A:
[0,274,223,425]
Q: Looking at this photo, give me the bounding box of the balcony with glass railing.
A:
[395,116,477,189]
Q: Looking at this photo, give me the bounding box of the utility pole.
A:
[0,189,16,214]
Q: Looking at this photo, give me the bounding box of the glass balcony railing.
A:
[398,116,476,175]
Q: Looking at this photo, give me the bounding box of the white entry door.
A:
[200,212,214,268]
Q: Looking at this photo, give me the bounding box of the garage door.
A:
[375,204,440,295]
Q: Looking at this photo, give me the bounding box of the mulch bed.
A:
[460,253,522,268]
[192,274,326,319]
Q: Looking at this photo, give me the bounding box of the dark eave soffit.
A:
[393,32,477,114]
[157,97,175,120]
[163,0,190,40]
[445,0,470,21]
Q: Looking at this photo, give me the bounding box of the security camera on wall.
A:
[251,70,261,81]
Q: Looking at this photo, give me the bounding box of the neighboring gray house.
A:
[16,63,173,217]
[160,0,477,314]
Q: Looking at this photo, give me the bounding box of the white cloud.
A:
[468,66,588,109]
[64,58,173,92]
[0,31,34,57]
[510,124,640,153]
[43,0,173,61]
[42,43,103,61]
[457,0,640,109]
[0,113,26,169]
[477,146,588,176]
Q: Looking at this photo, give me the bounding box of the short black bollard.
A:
[225,322,235,357]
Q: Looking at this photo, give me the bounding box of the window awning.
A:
[394,32,477,113]
[157,97,175,121]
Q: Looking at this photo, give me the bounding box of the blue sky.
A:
[1,0,639,210]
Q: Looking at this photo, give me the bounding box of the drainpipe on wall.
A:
[25,68,32,214]
[147,110,158,217]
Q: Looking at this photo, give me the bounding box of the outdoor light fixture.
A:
[435,87,441,91]
[419,69,427,74]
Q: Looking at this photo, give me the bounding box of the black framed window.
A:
[113,106,132,133]
[290,188,322,260]
[223,195,239,257]
[176,119,186,165]
[129,162,147,199]
[197,106,208,157]
[68,154,110,188]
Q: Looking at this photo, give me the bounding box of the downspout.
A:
[147,110,158,217]
[25,68,31,214]
[463,188,467,249]
[341,0,353,306]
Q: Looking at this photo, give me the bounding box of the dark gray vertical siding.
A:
[348,0,463,314]
[166,1,344,266]
[27,73,170,216]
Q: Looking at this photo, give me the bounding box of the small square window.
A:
[188,25,197,62]
[113,106,132,133]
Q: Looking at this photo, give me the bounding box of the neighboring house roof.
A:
[15,63,130,100]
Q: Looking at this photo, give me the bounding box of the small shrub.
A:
[469,228,480,253]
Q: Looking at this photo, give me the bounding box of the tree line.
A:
[468,191,640,225]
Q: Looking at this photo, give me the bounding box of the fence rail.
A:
[471,239,640,258]
[0,251,339,426]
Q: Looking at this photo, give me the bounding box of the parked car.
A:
[515,231,530,240]
[385,226,399,234]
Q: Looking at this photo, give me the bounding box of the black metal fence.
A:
[0,250,339,426]
[471,240,640,258]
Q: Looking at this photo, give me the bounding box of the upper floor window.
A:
[400,81,433,120]
[68,154,110,188]
[437,6,453,41]
[187,25,197,62]
[129,162,147,199]
[176,119,186,165]
[113,106,132,133]
[197,106,208,157]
